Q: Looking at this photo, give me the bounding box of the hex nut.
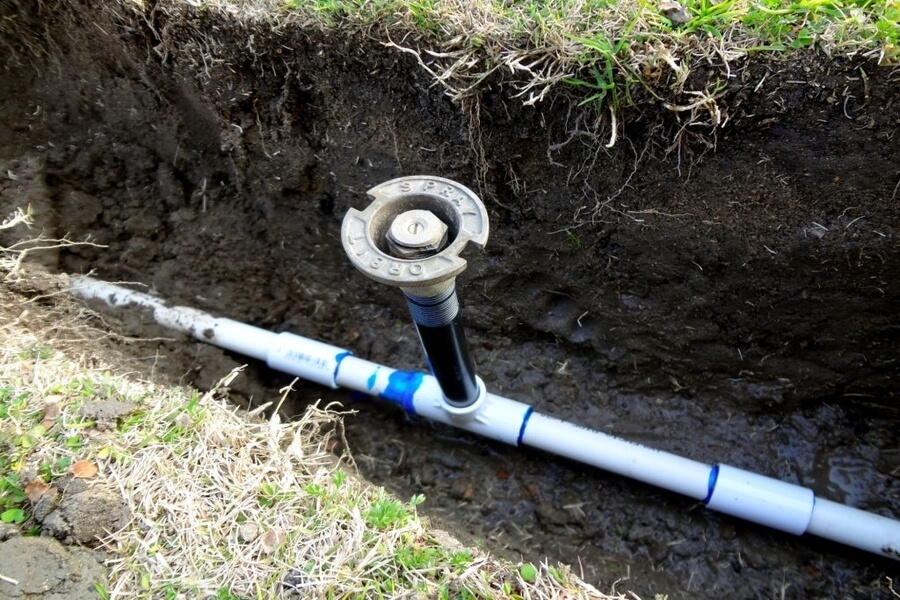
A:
[386,209,449,259]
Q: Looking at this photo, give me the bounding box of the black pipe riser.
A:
[404,289,479,406]
[414,319,479,405]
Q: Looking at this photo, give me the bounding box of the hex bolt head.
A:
[386,209,449,259]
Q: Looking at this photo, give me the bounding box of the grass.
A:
[1,217,630,599]
[127,0,894,158]
[286,0,899,51]
[280,0,899,110]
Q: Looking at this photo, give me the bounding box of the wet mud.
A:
[1,1,899,598]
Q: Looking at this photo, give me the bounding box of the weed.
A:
[16,344,54,361]
[303,482,326,498]
[682,0,748,37]
[93,582,111,600]
[183,391,205,421]
[366,493,410,529]
[95,444,129,462]
[16,424,47,450]
[37,456,72,481]
[0,507,27,524]
[449,549,473,570]
[63,434,84,452]
[0,388,32,420]
[0,472,27,523]
[331,469,347,488]
[257,482,293,507]
[118,409,150,432]
[519,563,538,583]
[547,565,567,585]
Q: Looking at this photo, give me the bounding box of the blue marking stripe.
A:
[333,351,351,383]
[703,464,720,504]
[516,407,534,446]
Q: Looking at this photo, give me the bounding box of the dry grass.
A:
[141,0,899,127]
[1,219,638,599]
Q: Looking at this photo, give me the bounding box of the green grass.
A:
[288,0,898,51]
[283,0,898,123]
[0,387,37,524]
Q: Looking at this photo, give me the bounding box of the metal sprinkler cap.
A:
[386,209,449,259]
[341,175,489,295]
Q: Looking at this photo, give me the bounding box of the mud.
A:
[0,535,107,600]
[1,1,899,598]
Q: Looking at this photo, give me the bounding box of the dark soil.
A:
[1,1,899,598]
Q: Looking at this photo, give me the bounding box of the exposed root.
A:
[1,206,107,281]
[463,96,491,200]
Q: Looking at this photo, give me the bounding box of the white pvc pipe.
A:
[70,276,900,560]
[521,412,712,501]
[71,277,341,387]
[706,464,814,535]
[807,497,900,558]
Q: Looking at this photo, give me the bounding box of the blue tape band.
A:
[379,370,424,415]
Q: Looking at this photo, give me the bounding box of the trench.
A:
[2,2,899,598]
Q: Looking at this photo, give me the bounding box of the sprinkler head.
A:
[341,175,489,297]
[342,175,490,410]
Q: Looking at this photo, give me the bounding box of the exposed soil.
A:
[1,1,899,598]
[0,535,107,600]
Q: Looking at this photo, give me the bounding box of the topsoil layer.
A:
[1,1,899,598]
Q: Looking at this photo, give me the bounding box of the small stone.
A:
[260,528,283,554]
[37,480,130,546]
[238,522,260,542]
[281,569,306,595]
[31,486,61,522]
[0,522,20,542]
[78,400,139,430]
[660,0,691,24]
[534,501,571,526]
[450,476,474,501]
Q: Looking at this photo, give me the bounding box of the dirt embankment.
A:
[1,1,899,598]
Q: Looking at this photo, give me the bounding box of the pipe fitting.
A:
[436,376,488,423]
[341,175,489,297]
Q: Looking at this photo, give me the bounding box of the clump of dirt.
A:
[1,1,899,598]
[77,400,139,431]
[30,475,131,546]
[0,535,107,600]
